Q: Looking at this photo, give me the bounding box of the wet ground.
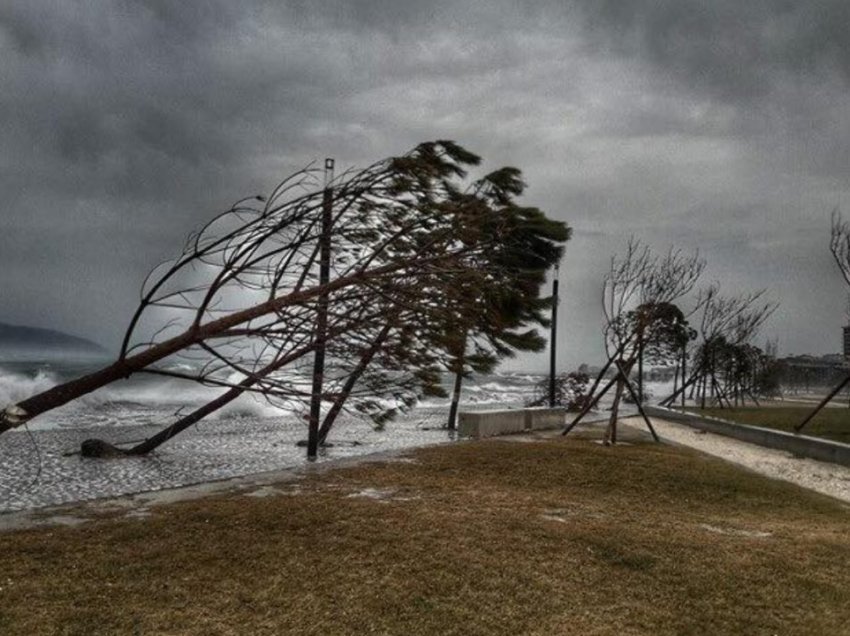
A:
[0,408,457,513]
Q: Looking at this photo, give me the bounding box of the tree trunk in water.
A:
[80,340,320,457]
[317,324,392,446]
[446,332,467,431]
[128,383,255,455]
[81,374,269,458]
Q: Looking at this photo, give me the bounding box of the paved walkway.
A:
[627,416,850,504]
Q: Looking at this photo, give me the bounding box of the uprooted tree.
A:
[0,141,570,459]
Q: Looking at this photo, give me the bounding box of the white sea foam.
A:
[0,361,548,432]
[0,366,58,406]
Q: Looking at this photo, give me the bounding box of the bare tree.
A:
[831,209,850,286]
[660,286,777,408]
[564,240,704,444]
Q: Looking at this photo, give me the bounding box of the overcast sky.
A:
[2,1,849,370]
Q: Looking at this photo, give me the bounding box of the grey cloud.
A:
[1,0,849,366]
[575,1,850,98]
[569,0,850,185]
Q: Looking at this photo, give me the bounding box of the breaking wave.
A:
[0,362,546,431]
[0,365,58,406]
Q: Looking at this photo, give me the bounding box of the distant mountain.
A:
[0,321,107,358]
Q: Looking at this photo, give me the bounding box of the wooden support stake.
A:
[562,373,618,436]
[795,373,850,432]
[615,360,660,442]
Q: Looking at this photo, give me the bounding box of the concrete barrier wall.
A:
[525,408,567,431]
[645,405,850,468]
[458,408,566,439]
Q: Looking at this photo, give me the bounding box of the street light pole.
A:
[307,158,334,460]
[548,263,560,408]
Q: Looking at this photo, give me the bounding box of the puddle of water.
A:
[123,509,152,519]
[347,488,397,500]
[41,515,87,527]
[699,523,772,538]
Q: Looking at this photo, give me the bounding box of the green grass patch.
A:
[690,406,850,444]
[1,436,849,635]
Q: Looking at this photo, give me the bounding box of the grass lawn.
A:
[692,406,850,444]
[1,433,849,635]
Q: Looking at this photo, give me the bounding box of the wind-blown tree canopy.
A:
[601,240,705,363]
[0,141,568,447]
[436,167,570,429]
[628,302,693,365]
[830,209,850,287]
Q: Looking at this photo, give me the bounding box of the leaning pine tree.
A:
[440,167,570,430]
[0,141,568,460]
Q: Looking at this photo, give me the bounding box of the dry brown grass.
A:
[1,432,849,635]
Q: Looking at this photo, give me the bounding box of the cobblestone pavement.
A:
[0,410,454,513]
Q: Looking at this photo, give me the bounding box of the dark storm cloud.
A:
[568,0,850,182]
[1,0,848,365]
[0,1,545,345]
[0,1,327,341]
[575,0,850,100]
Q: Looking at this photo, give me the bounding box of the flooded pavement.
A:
[0,409,456,513]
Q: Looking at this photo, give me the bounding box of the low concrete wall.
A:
[645,405,850,468]
[525,408,567,431]
[458,408,566,439]
[457,410,526,439]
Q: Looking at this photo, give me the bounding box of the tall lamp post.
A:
[307,158,334,461]
[548,263,560,408]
